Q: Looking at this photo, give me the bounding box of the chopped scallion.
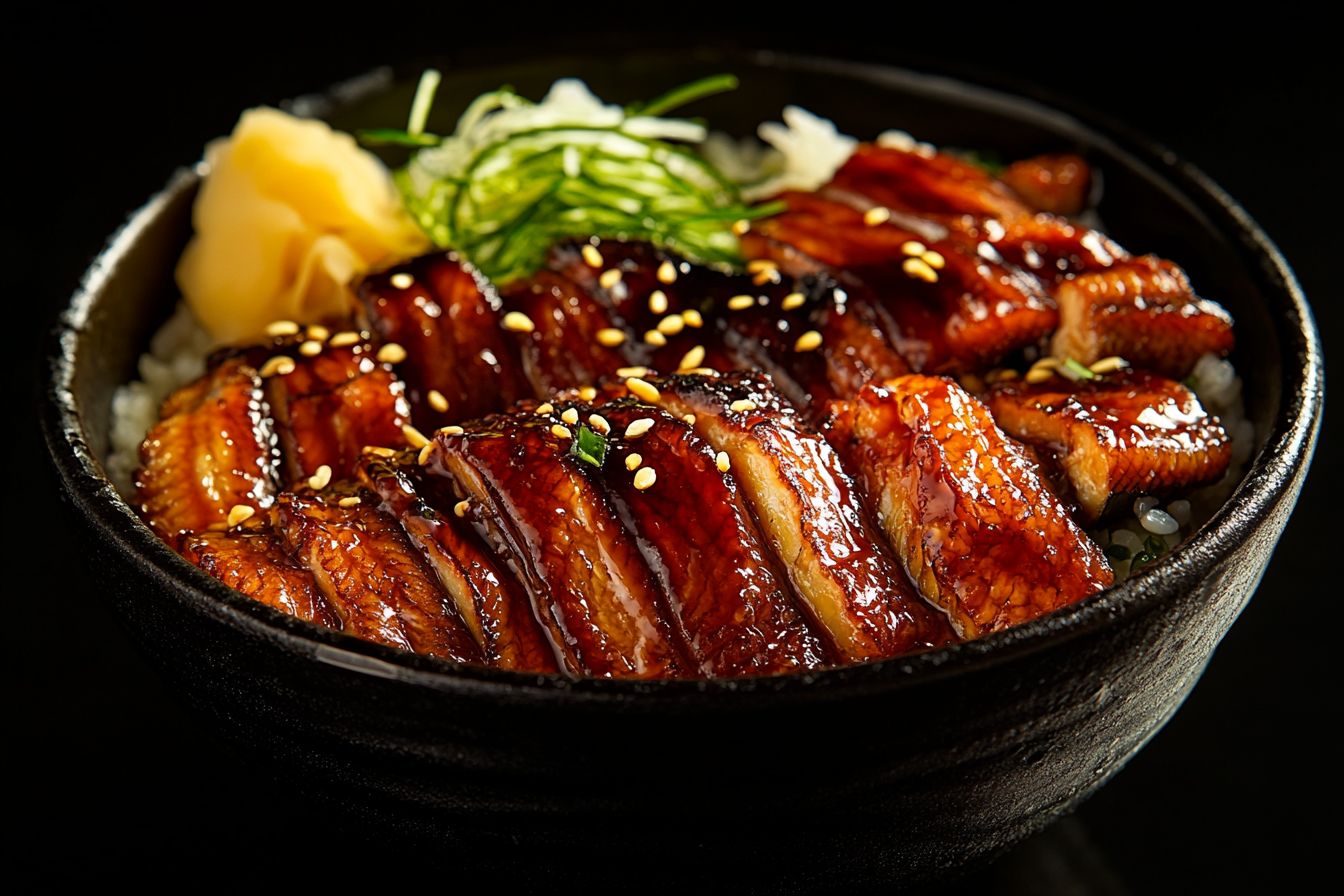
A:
[569,425,608,467]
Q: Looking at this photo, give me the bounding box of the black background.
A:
[13,9,1336,892]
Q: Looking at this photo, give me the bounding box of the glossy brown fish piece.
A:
[654,372,955,661]
[429,410,686,678]
[359,253,531,430]
[999,154,1092,216]
[181,519,338,629]
[592,401,829,676]
[135,358,278,546]
[830,142,1029,220]
[746,192,1056,373]
[823,375,1113,639]
[359,451,559,673]
[1050,261,1235,379]
[497,269,630,395]
[987,369,1232,522]
[275,489,483,663]
[550,239,907,411]
[262,338,411,487]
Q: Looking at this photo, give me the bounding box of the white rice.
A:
[105,302,215,498]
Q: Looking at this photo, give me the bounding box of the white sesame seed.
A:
[1030,357,1062,371]
[582,244,604,268]
[258,355,296,378]
[900,240,926,256]
[227,504,255,527]
[682,414,696,424]
[437,425,465,435]
[746,259,778,273]
[678,345,706,371]
[648,290,669,314]
[921,250,946,269]
[687,367,718,376]
[589,414,610,434]
[428,389,450,412]
[729,399,757,412]
[338,496,361,508]
[657,314,685,335]
[561,408,579,425]
[633,467,657,489]
[727,295,754,311]
[732,219,751,235]
[1089,356,1127,374]
[626,378,661,404]
[681,309,703,328]
[502,311,535,333]
[625,453,643,470]
[864,206,891,226]
[599,269,623,289]
[616,366,649,378]
[402,425,430,449]
[781,292,806,311]
[901,257,939,283]
[363,446,397,457]
[329,331,361,347]
[624,418,655,438]
[752,269,780,286]
[656,261,677,284]
[551,424,572,439]
[578,386,598,401]
[390,272,415,289]
[376,343,408,364]
[794,331,823,352]
[418,444,435,466]
[644,330,668,347]
[454,500,470,518]
[265,320,301,337]
[534,403,554,415]
[596,328,627,347]
[1025,368,1054,384]
[716,451,730,473]
[308,465,333,490]
[298,339,323,357]
[306,325,330,342]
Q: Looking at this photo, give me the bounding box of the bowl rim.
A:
[39,50,1325,704]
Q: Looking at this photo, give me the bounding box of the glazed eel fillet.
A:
[823,143,1234,378]
[628,371,955,660]
[987,369,1232,522]
[824,374,1114,639]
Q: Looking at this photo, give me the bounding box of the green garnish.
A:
[1062,358,1097,381]
[1129,536,1169,573]
[356,69,444,147]
[1183,375,1200,390]
[957,148,1006,176]
[1103,543,1131,562]
[390,75,778,285]
[569,425,607,468]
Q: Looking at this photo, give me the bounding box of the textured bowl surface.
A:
[40,50,1321,892]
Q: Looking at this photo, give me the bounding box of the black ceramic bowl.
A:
[39,50,1322,892]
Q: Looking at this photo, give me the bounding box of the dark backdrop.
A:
[13,10,1335,892]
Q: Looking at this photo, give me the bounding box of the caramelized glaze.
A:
[824,375,1113,639]
[988,369,1232,522]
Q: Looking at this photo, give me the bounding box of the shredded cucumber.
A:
[384,76,778,285]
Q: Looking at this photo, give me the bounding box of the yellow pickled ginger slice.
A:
[176,107,429,343]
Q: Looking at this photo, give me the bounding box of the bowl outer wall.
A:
[38,53,1323,887]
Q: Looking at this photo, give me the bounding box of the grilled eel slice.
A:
[274,486,483,663]
[181,517,338,629]
[628,371,955,660]
[828,143,1234,377]
[547,239,908,416]
[742,192,1056,374]
[824,374,1113,640]
[987,369,1232,523]
[359,450,559,672]
[425,406,686,678]
[135,357,279,546]
[582,399,829,676]
[359,252,532,430]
